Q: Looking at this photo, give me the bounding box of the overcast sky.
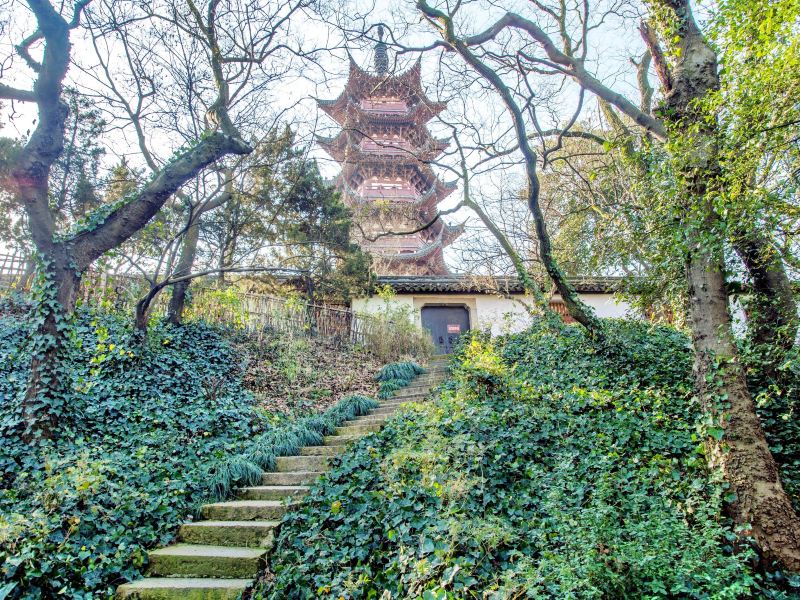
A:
[1,0,651,272]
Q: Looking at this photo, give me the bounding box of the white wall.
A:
[353,292,634,336]
[352,294,414,314]
[474,295,535,334]
[552,293,633,319]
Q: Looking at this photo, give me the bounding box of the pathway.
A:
[116,357,450,599]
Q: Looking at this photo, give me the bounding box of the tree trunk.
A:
[687,233,800,571]
[23,249,81,441]
[168,218,201,325]
[135,282,166,333]
[733,229,798,352]
[134,297,151,332]
[462,197,560,326]
[657,0,800,570]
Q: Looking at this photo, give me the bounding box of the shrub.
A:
[362,286,435,363]
[256,320,794,599]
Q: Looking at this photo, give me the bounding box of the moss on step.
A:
[146,544,265,579]
[179,520,278,547]
[116,577,252,600]
[261,471,322,485]
[334,424,381,436]
[322,434,362,446]
[300,445,344,456]
[201,500,285,521]
[275,455,330,472]
[237,485,309,500]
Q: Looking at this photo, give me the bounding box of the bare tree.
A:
[1,0,336,438]
[80,0,320,328]
[415,0,800,571]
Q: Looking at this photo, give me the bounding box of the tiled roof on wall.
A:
[376,275,623,294]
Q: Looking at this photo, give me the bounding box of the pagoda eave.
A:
[319,144,448,166]
[318,45,455,277]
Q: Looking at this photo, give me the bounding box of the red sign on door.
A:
[447,324,461,333]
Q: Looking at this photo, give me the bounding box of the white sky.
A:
[0,0,652,272]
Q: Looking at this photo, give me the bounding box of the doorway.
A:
[421,305,470,355]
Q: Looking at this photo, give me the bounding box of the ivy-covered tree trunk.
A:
[20,241,85,439]
[657,0,800,571]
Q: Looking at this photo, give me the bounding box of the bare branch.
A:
[462,11,668,140]
[72,132,251,265]
[0,84,37,102]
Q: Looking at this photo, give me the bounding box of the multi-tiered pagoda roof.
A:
[316,29,463,276]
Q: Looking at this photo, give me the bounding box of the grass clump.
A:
[209,394,380,500]
[256,320,793,599]
[376,361,426,399]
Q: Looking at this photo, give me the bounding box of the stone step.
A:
[380,399,428,408]
[347,416,387,426]
[201,500,285,521]
[387,392,429,401]
[404,380,444,388]
[371,406,402,416]
[334,423,381,436]
[275,455,330,473]
[261,471,322,485]
[378,394,430,406]
[323,434,362,446]
[147,544,265,579]
[117,577,252,599]
[179,520,278,548]
[406,381,442,388]
[399,385,435,393]
[394,386,434,394]
[301,445,344,456]
[237,485,309,501]
[352,412,389,421]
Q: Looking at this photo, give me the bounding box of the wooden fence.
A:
[218,292,377,346]
[0,252,377,348]
[0,252,30,290]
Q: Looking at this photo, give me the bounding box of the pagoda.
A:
[316,27,463,276]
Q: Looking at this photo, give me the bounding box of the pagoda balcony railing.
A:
[359,144,416,157]
[360,99,408,113]
[358,188,418,201]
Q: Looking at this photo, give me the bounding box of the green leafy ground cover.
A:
[0,300,377,598]
[258,320,798,599]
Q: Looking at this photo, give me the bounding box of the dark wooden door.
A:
[421,306,470,355]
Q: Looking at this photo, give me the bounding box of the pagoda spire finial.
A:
[374,24,388,75]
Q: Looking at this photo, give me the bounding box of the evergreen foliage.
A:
[259,321,798,599]
[0,304,377,598]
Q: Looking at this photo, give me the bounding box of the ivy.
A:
[257,321,798,599]
[0,303,375,598]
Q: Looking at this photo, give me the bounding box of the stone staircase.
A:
[116,357,450,599]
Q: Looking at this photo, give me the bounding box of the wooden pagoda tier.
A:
[316,54,463,276]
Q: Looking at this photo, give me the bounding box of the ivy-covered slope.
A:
[259,321,797,599]
[0,305,266,598]
[0,303,375,599]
